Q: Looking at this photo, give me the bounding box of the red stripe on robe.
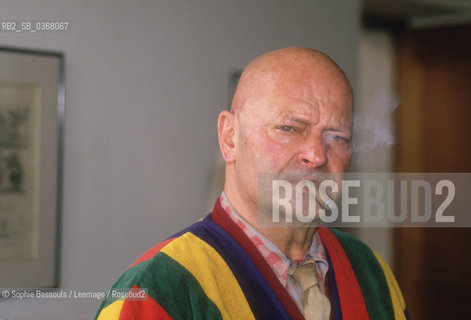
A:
[318,227,370,320]
[119,285,173,320]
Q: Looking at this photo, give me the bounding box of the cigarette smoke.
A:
[352,88,400,166]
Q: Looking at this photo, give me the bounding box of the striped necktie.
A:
[289,260,331,320]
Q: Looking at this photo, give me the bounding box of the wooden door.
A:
[395,25,471,319]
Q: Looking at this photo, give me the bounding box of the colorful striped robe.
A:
[96,200,409,319]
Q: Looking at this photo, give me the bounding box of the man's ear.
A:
[217,110,237,163]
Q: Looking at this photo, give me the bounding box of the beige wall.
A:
[352,27,396,265]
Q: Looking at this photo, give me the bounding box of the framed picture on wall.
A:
[0,46,64,288]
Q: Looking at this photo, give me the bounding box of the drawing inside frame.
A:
[0,46,64,289]
[0,82,41,262]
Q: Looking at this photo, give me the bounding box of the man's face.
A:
[233,66,353,213]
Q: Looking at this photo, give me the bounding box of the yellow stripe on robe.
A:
[373,250,407,320]
[96,299,124,320]
[161,232,255,320]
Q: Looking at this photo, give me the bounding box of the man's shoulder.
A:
[127,237,178,268]
[128,216,208,268]
[95,214,256,320]
[95,217,212,319]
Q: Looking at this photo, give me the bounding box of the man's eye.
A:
[331,135,350,143]
[279,125,294,132]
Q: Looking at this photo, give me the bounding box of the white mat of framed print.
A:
[0,47,64,288]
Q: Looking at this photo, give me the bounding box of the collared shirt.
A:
[219,192,329,313]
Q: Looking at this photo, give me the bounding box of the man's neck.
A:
[223,189,316,260]
[260,225,316,260]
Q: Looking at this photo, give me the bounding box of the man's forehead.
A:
[232,47,353,116]
[254,77,353,117]
[258,61,351,104]
[248,48,347,81]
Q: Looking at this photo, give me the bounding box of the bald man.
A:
[96,48,409,320]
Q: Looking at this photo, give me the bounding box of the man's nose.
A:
[297,135,328,168]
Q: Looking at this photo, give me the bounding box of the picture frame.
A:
[0,46,64,288]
